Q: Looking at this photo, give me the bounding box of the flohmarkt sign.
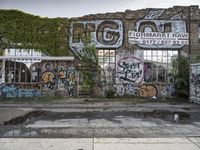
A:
[128,31,189,49]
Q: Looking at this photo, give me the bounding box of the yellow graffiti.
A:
[157,84,165,92]
[17,83,42,90]
[138,84,158,97]
[59,70,66,79]
[42,72,55,84]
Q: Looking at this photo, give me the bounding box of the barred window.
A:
[143,50,178,83]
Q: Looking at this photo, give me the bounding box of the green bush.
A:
[172,55,189,98]
[105,90,115,98]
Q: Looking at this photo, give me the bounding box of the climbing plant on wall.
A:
[78,43,100,95]
[0,9,71,56]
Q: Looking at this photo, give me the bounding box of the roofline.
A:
[0,56,75,61]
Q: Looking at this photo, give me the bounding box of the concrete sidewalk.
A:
[0,138,200,150]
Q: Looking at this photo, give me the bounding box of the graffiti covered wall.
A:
[41,62,78,97]
[115,50,176,97]
[67,6,200,99]
[115,82,175,98]
[0,61,78,98]
[1,6,200,98]
[190,64,200,103]
[113,9,186,98]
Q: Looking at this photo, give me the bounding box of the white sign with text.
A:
[129,31,189,48]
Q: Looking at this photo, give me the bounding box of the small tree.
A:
[77,37,101,96]
[172,55,189,98]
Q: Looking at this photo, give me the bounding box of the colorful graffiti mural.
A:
[115,51,176,97]
[41,63,78,97]
[69,20,123,59]
[0,83,42,98]
[42,72,55,89]
[42,63,56,89]
[115,83,175,98]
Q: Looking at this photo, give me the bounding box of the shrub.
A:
[105,90,115,98]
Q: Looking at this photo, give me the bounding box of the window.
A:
[3,48,42,83]
[98,49,115,84]
[143,50,178,83]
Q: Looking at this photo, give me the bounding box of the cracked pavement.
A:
[0,98,200,138]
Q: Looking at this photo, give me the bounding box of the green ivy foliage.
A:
[0,9,71,56]
[172,55,189,98]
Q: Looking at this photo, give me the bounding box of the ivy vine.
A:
[0,9,71,56]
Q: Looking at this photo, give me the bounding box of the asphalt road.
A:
[0,99,200,138]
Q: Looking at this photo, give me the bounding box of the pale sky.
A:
[0,0,199,18]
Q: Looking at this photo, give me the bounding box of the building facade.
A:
[0,6,200,100]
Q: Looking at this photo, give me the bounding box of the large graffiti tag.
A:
[116,56,143,84]
[69,20,123,59]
